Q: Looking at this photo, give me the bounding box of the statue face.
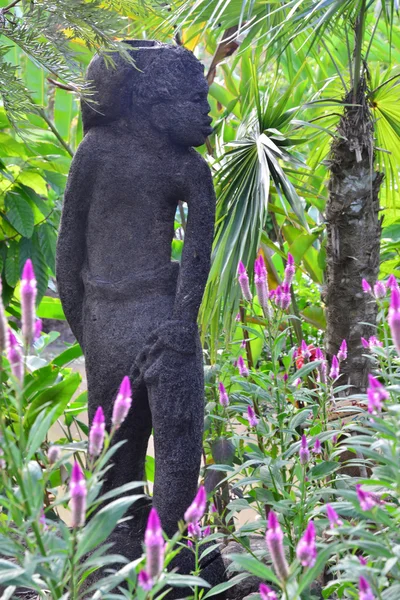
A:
[149,78,213,147]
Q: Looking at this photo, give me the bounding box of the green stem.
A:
[352,0,367,102]
[37,108,74,157]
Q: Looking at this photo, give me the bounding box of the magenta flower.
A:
[274,285,282,309]
[326,504,343,529]
[358,556,367,566]
[70,461,87,528]
[254,255,270,315]
[112,376,132,428]
[145,508,165,579]
[361,337,369,349]
[337,339,347,362]
[210,501,218,514]
[313,439,322,455]
[89,406,106,457]
[21,259,37,347]
[218,382,229,407]
[0,279,7,355]
[265,510,289,581]
[188,521,201,539]
[356,484,377,511]
[203,524,211,537]
[247,405,259,428]
[373,281,386,299]
[329,355,339,379]
[359,576,375,600]
[301,340,311,360]
[281,283,291,311]
[299,435,310,466]
[237,355,249,377]
[33,318,42,342]
[238,261,252,302]
[283,253,296,287]
[367,374,389,415]
[317,361,327,384]
[315,347,324,360]
[138,569,153,591]
[47,445,61,465]
[235,312,241,322]
[184,486,206,523]
[7,329,23,381]
[368,336,382,348]
[387,274,398,291]
[296,521,317,567]
[362,279,372,293]
[259,583,278,600]
[389,287,400,355]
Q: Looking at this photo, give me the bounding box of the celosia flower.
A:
[329,355,339,379]
[283,253,296,287]
[210,501,218,513]
[274,285,282,308]
[188,521,201,539]
[112,376,132,428]
[368,336,382,348]
[313,439,322,454]
[33,318,42,342]
[238,261,252,302]
[362,279,372,293]
[337,339,347,362]
[184,486,206,523]
[359,576,375,600]
[387,274,398,291]
[367,374,389,415]
[373,281,386,299]
[254,255,270,316]
[358,556,367,566]
[247,405,259,428]
[89,406,106,457]
[259,583,278,600]
[218,382,229,407]
[301,340,311,360]
[138,569,152,591]
[317,360,327,384]
[299,435,310,466]
[7,329,23,381]
[265,510,289,581]
[21,259,37,347]
[145,508,165,579]
[296,521,317,567]
[389,287,400,355]
[326,504,343,529]
[356,484,377,511]
[70,461,87,528]
[361,337,369,349]
[47,445,61,465]
[0,278,7,355]
[281,283,291,311]
[293,377,301,387]
[203,524,211,537]
[237,355,249,377]
[235,312,241,322]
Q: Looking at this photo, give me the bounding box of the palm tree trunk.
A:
[325,80,383,393]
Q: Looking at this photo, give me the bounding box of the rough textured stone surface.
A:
[56,39,225,594]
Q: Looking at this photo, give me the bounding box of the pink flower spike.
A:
[283,253,296,287]
[259,583,278,600]
[326,504,343,529]
[265,511,289,581]
[70,461,87,528]
[359,576,375,600]
[112,376,132,428]
[387,274,398,290]
[389,287,400,355]
[301,340,311,359]
[237,355,249,377]
[296,521,317,567]
[218,382,229,407]
[237,261,252,302]
[337,339,347,362]
[188,521,201,538]
[247,405,259,428]
[356,484,377,511]
[361,337,370,349]
[367,375,388,415]
[315,347,325,360]
[368,336,382,348]
[374,281,386,299]
[89,406,106,457]
[329,355,339,379]
[7,329,23,382]
[313,439,322,454]
[47,445,61,465]
[210,501,218,514]
[274,286,282,308]
[358,555,367,566]
[254,255,270,317]
[299,435,310,465]
[145,508,165,579]
[362,279,372,293]
[184,486,206,524]
[21,259,37,347]
[138,570,153,591]
[33,318,42,342]
[203,525,211,537]
[235,312,241,322]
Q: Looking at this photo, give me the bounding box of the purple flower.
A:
[145,508,165,579]
[329,355,339,379]
[361,337,370,349]
[247,405,259,428]
[368,336,382,348]
[33,318,42,342]
[112,376,132,428]
[359,576,375,600]
[274,285,282,309]
[296,521,317,567]
[281,283,291,311]
[235,312,241,322]
[0,279,7,355]
[313,439,322,455]
[70,461,87,528]
[337,339,347,362]
[358,555,367,566]
[283,253,296,287]
[362,279,372,294]
[367,375,389,415]
[21,259,37,347]
[326,504,343,529]
[184,486,206,523]
[387,274,398,291]
[259,583,278,600]
[237,355,249,377]
[389,287,400,355]
[138,569,153,591]
[188,521,201,539]
[317,360,327,384]
[203,524,211,537]
[315,347,324,360]
[218,382,229,407]
[299,435,310,466]
[265,510,289,581]
[238,261,252,302]
[293,377,301,387]
[210,501,218,513]
[47,445,61,465]
[254,255,270,316]
[301,340,311,359]
[356,484,377,511]
[373,281,386,299]
[89,406,106,457]
[7,329,23,381]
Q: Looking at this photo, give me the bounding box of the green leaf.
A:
[52,344,83,367]
[24,372,81,426]
[203,573,249,598]
[5,242,20,288]
[5,192,34,238]
[226,554,280,586]
[308,461,339,479]
[298,545,338,594]
[37,223,57,274]
[164,574,211,589]
[37,296,65,320]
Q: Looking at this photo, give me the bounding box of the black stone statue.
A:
[56,40,225,591]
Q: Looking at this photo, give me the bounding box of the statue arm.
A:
[173,154,216,323]
[56,149,91,347]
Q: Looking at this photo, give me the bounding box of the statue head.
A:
[82,40,212,147]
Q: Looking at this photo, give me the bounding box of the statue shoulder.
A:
[185,148,212,179]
